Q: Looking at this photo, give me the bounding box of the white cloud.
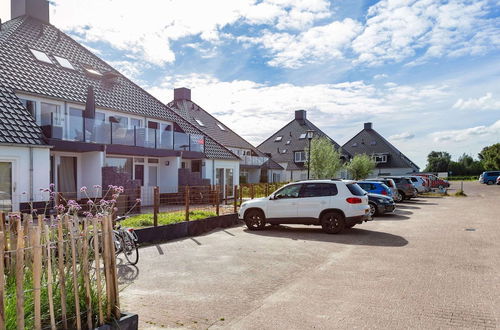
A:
[453,92,500,110]
[373,74,388,80]
[49,0,330,66]
[238,18,362,68]
[352,0,499,66]
[389,132,415,141]
[431,120,500,143]
[151,73,449,145]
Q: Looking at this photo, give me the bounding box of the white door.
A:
[266,184,302,219]
[297,183,337,219]
[0,162,13,212]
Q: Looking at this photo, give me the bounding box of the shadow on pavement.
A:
[374,213,410,221]
[244,226,408,247]
[396,204,420,210]
[116,259,140,284]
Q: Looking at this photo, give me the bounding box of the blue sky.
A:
[2,0,500,168]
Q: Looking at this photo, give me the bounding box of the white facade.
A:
[0,145,51,211]
[370,167,418,177]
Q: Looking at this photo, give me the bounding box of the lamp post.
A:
[306,129,315,179]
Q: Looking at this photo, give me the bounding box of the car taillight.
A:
[381,190,387,195]
[128,228,134,232]
[346,197,362,204]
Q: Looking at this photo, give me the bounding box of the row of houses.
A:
[0,0,419,212]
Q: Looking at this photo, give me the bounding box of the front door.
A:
[0,162,13,212]
[266,183,302,220]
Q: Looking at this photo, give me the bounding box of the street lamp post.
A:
[306,130,315,179]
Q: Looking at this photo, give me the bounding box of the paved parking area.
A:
[120,181,500,329]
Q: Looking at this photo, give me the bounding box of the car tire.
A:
[369,203,378,217]
[244,209,266,230]
[398,191,406,202]
[321,211,345,234]
[487,180,494,185]
[394,192,403,203]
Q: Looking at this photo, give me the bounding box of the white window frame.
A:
[372,154,388,163]
[294,151,307,163]
[299,133,306,139]
[216,122,225,130]
[275,136,283,142]
[195,119,205,126]
[30,49,53,64]
[54,55,75,70]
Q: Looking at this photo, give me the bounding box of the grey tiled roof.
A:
[342,126,419,170]
[258,117,348,171]
[169,99,283,169]
[0,16,237,159]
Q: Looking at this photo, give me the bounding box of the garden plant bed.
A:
[134,214,239,245]
[96,312,139,330]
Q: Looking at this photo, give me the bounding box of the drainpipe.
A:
[29,146,34,202]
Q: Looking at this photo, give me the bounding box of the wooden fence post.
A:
[105,216,120,319]
[265,183,269,196]
[225,184,229,205]
[15,222,24,330]
[239,185,243,205]
[44,224,56,330]
[234,185,238,213]
[32,223,42,330]
[215,186,220,216]
[92,217,104,326]
[0,232,4,330]
[69,216,82,330]
[82,219,93,330]
[102,216,112,320]
[250,184,255,199]
[185,186,190,222]
[56,216,68,329]
[153,186,159,227]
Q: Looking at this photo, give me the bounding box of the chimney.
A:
[364,122,373,130]
[295,110,306,124]
[11,0,50,23]
[174,87,191,101]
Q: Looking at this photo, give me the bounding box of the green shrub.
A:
[121,210,217,228]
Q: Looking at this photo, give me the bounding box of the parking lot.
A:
[120,181,500,329]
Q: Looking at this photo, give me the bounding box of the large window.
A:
[20,99,37,120]
[372,154,387,163]
[68,108,84,141]
[41,102,62,126]
[105,157,133,179]
[294,151,307,163]
[300,183,338,197]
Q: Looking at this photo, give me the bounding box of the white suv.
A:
[238,180,371,234]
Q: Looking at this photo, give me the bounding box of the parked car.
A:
[366,178,399,200]
[238,180,371,234]
[497,176,500,185]
[357,181,392,196]
[367,193,395,217]
[415,173,450,189]
[479,171,500,185]
[408,176,429,193]
[382,176,418,201]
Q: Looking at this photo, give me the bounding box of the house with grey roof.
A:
[168,88,284,185]
[258,110,349,181]
[0,0,240,211]
[342,122,419,176]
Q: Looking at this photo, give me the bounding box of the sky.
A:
[1,0,500,168]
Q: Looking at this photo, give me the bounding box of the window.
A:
[352,142,358,147]
[41,102,62,126]
[285,140,291,145]
[20,99,37,119]
[216,123,225,130]
[147,158,159,164]
[299,133,306,139]
[191,160,201,173]
[68,108,84,141]
[357,183,373,191]
[300,183,338,197]
[134,158,144,163]
[274,184,302,199]
[274,136,282,142]
[30,49,52,64]
[294,151,307,163]
[372,154,388,163]
[54,55,75,70]
[130,118,142,128]
[370,140,377,145]
[281,149,287,154]
[105,157,133,179]
[195,119,205,126]
[346,183,366,196]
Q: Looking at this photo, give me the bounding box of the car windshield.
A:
[346,183,366,196]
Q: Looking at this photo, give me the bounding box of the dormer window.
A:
[281,149,287,154]
[372,154,388,163]
[274,136,283,142]
[370,140,377,145]
[30,49,53,64]
[195,119,205,127]
[216,123,225,130]
[54,55,75,70]
[352,142,358,147]
[299,133,306,139]
[285,140,291,145]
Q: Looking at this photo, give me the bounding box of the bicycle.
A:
[90,215,139,265]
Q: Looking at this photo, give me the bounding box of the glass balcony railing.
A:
[43,113,205,153]
[240,155,268,166]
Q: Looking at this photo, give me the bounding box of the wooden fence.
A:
[0,213,119,330]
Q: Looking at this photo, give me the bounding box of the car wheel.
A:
[369,203,378,217]
[244,209,266,230]
[321,211,345,234]
[487,180,494,185]
[394,192,403,203]
[398,191,406,202]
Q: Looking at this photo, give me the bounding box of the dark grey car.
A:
[383,176,418,201]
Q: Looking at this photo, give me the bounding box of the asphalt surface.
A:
[119,181,500,329]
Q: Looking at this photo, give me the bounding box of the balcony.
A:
[41,113,205,152]
[240,155,268,166]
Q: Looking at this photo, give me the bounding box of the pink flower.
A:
[93,185,101,189]
[49,183,55,188]
[80,186,87,192]
[87,200,94,205]
[136,198,141,203]
[113,207,118,212]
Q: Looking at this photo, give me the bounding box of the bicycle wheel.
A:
[121,233,139,265]
[113,231,123,254]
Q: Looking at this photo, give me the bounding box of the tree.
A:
[306,137,344,179]
[448,153,484,176]
[424,151,451,172]
[346,154,376,180]
[479,143,500,170]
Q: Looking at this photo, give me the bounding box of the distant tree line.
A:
[424,143,500,175]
